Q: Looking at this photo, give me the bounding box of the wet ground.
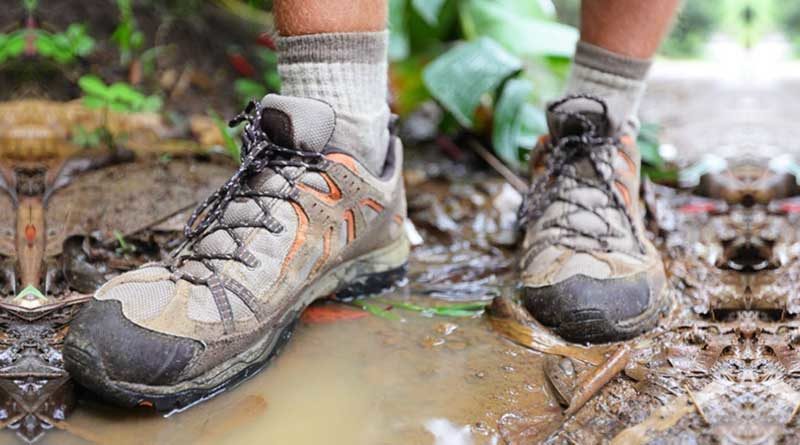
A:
[2,32,800,445]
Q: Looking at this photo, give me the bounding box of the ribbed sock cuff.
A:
[564,41,653,132]
[276,31,390,174]
[573,41,652,80]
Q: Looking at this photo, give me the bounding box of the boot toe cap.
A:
[64,299,201,392]
[523,272,657,343]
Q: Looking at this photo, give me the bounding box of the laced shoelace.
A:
[519,94,646,261]
[172,100,325,277]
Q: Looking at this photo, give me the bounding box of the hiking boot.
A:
[518,95,666,344]
[64,94,409,410]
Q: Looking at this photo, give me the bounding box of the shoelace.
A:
[175,99,324,270]
[519,94,645,260]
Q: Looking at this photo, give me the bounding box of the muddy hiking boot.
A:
[64,94,409,410]
[518,95,667,344]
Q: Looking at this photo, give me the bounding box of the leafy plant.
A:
[35,24,96,64]
[0,32,25,63]
[232,48,281,105]
[78,75,163,113]
[71,125,105,149]
[390,0,578,171]
[113,230,136,255]
[210,110,243,162]
[112,0,145,66]
[0,24,94,65]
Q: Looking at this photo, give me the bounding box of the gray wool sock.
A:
[277,31,390,174]
[564,41,652,133]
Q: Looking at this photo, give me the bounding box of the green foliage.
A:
[0,24,94,65]
[112,0,145,65]
[210,110,243,163]
[422,37,522,128]
[0,32,25,63]
[660,0,722,58]
[78,75,163,113]
[23,0,39,13]
[71,125,105,149]
[232,48,280,105]
[392,0,577,170]
[35,24,96,64]
[114,230,136,255]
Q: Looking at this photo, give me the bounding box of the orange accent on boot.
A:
[360,198,384,212]
[392,214,404,225]
[297,172,342,205]
[615,180,632,210]
[326,153,359,173]
[279,202,309,280]
[620,135,635,147]
[309,227,333,278]
[344,209,356,243]
[616,148,638,178]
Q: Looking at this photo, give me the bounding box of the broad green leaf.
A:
[82,95,107,109]
[518,103,547,149]
[460,0,577,58]
[0,33,26,62]
[388,0,410,61]
[108,82,146,106]
[422,37,522,127]
[411,0,446,26]
[492,78,534,169]
[78,75,113,101]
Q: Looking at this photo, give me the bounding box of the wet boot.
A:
[519,95,667,344]
[64,94,409,410]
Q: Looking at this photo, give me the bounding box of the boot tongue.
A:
[259,94,336,152]
[546,96,614,140]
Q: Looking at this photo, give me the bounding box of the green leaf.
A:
[637,122,664,168]
[210,110,241,162]
[460,0,577,58]
[78,75,113,101]
[388,0,410,61]
[15,284,46,301]
[82,95,108,109]
[411,0,446,26]
[353,300,400,321]
[422,37,522,127]
[492,78,534,169]
[234,78,268,104]
[108,82,146,105]
[141,95,163,113]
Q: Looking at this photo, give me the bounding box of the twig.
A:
[564,344,631,416]
[466,138,528,193]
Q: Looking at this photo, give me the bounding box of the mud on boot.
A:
[64,94,409,411]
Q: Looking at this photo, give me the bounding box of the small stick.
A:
[467,139,528,193]
[564,344,631,416]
